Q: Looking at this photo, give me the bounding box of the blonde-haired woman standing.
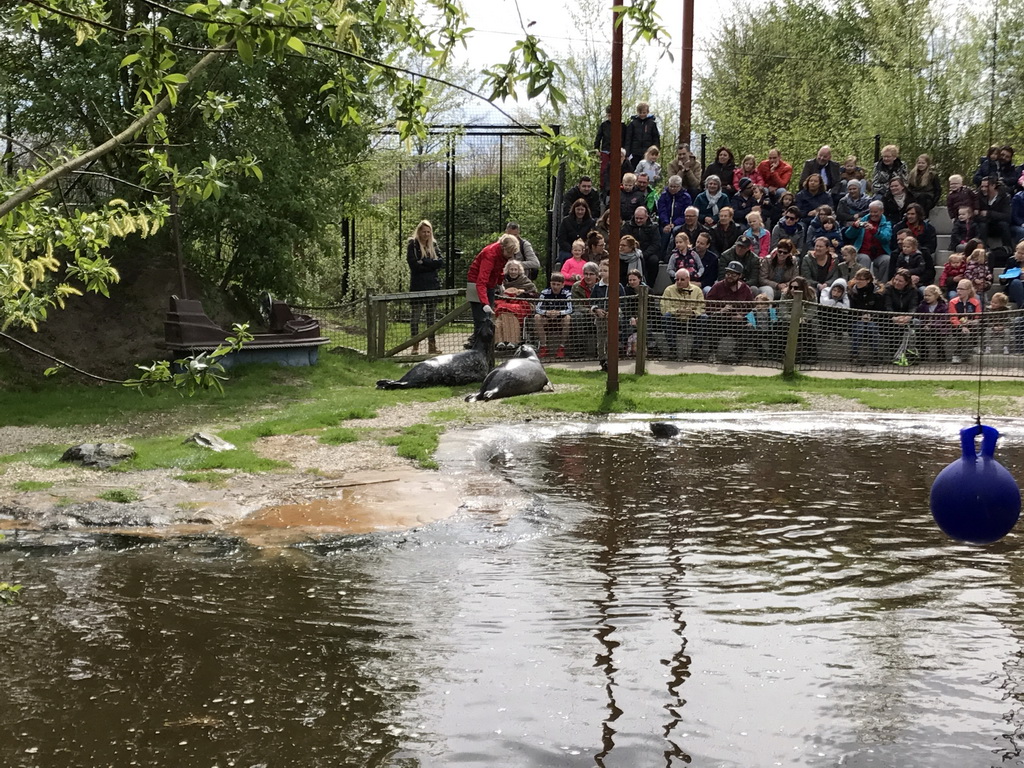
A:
[408,220,444,354]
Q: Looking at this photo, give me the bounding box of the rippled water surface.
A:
[4,417,1024,767]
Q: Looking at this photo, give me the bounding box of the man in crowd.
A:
[635,172,658,215]
[708,205,741,256]
[504,221,540,279]
[657,175,693,252]
[757,148,793,198]
[562,175,601,219]
[693,230,719,292]
[705,260,754,363]
[976,176,1013,249]
[660,268,707,360]
[622,206,661,286]
[799,145,841,197]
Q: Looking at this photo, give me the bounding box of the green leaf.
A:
[374,0,387,22]
[236,35,253,65]
[163,73,188,85]
[286,36,306,55]
[119,53,141,68]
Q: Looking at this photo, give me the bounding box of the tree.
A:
[0,0,668,331]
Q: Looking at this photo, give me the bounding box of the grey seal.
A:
[465,344,553,402]
[376,321,492,390]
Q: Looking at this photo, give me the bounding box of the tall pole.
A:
[678,0,694,146]
[607,4,623,393]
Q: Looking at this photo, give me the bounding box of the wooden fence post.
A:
[783,292,803,377]
[365,292,376,359]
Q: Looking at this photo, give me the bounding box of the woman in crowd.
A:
[795,174,832,226]
[586,230,608,263]
[893,203,937,261]
[906,154,942,215]
[407,219,444,354]
[800,236,840,295]
[558,199,595,265]
[761,238,799,299]
[881,177,916,223]
[882,267,919,360]
[703,146,738,195]
[765,190,797,229]
[770,205,806,253]
[847,267,882,364]
[695,174,729,227]
[871,144,908,194]
[837,178,870,225]
[492,259,538,351]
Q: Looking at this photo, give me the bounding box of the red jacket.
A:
[466,242,509,305]
[948,295,982,326]
[757,159,793,190]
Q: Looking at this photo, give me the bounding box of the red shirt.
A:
[466,242,509,305]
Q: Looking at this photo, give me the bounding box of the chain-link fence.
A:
[332,288,1024,377]
[340,126,560,301]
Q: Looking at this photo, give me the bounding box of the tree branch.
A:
[0,43,232,219]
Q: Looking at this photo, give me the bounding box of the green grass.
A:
[98,488,140,503]
[11,480,54,492]
[2,350,1023,474]
[174,471,232,486]
[382,424,443,469]
[319,427,360,445]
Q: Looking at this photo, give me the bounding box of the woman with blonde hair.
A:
[492,259,538,351]
[407,219,444,354]
[906,154,942,216]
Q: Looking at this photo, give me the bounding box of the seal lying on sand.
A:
[376,322,492,390]
[465,344,552,402]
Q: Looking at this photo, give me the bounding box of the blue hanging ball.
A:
[930,425,1021,545]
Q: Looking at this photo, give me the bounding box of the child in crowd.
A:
[819,278,850,308]
[965,247,993,296]
[634,146,662,187]
[666,232,704,280]
[560,239,589,284]
[950,205,979,251]
[946,174,975,222]
[837,245,861,283]
[745,293,781,359]
[533,272,573,359]
[948,278,982,364]
[984,292,1011,355]
[939,252,967,298]
[744,211,771,257]
[915,284,949,362]
[818,277,850,344]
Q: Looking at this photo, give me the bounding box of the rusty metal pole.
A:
[607,4,623,393]
[678,0,694,145]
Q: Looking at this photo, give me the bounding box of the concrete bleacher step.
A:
[930,207,952,237]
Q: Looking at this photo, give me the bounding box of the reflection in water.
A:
[4,420,1024,766]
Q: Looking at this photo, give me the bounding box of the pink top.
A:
[560,256,588,284]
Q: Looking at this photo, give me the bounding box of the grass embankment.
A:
[0,350,1019,476]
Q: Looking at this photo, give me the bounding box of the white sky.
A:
[452,0,716,119]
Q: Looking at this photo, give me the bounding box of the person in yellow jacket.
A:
[659,269,707,360]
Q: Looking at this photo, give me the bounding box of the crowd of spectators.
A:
[453,105,1024,368]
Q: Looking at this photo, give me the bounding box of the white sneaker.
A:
[951,356,962,364]
[1004,346,1011,355]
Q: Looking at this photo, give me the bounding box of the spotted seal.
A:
[465,344,553,402]
[375,321,492,390]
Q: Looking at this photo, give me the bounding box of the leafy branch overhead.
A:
[0,0,668,331]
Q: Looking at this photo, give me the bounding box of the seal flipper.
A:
[376,379,410,390]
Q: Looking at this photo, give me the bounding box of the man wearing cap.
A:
[705,260,754,363]
[659,268,707,360]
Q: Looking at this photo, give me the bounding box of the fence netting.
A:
[302,290,1024,377]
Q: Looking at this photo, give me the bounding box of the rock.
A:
[60,443,136,468]
[59,501,172,528]
[184,432,236,452]
[649,422,680,439]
